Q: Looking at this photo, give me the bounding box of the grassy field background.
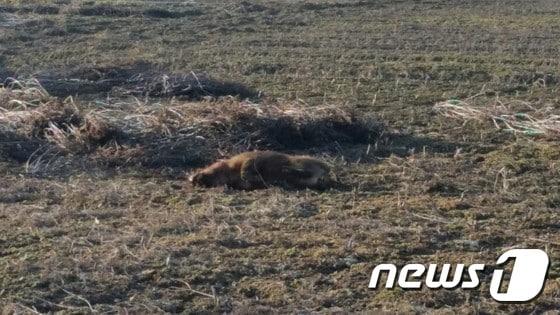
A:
[1,0,559,313]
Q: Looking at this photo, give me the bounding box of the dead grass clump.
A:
[36,64,258,100]
[1,80,381,171]
[22,101,83,138]
[0,78,54,110]
[82,100,381,168]
[119,72,258,100]
[35,63,152,97]
[0,99,111,149]
[217,103,381,150]
[44,113,120,153]
[111,100,382,167]
[434,99,560,138]
[0,87,120,158]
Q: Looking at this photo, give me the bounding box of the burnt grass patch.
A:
[35,63,257,100]
[0,4,59,15]
[77,5,135,17]
[143,8,203,19]
[0,5,18,13]
[299,1,384,11]
[0,130,46,163]
[0,58,15,82]
[28,5,60,15]
[76,5,203,19]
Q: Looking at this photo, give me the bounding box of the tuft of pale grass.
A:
[0,78,54,111]
[434,99,560,138]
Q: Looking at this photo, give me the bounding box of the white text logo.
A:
[369,249,549,303]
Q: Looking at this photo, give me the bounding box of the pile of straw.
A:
[434,99,560,138]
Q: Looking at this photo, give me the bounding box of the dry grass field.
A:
[1,0,559,313]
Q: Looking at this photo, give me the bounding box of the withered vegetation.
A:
[0,80,382,175]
